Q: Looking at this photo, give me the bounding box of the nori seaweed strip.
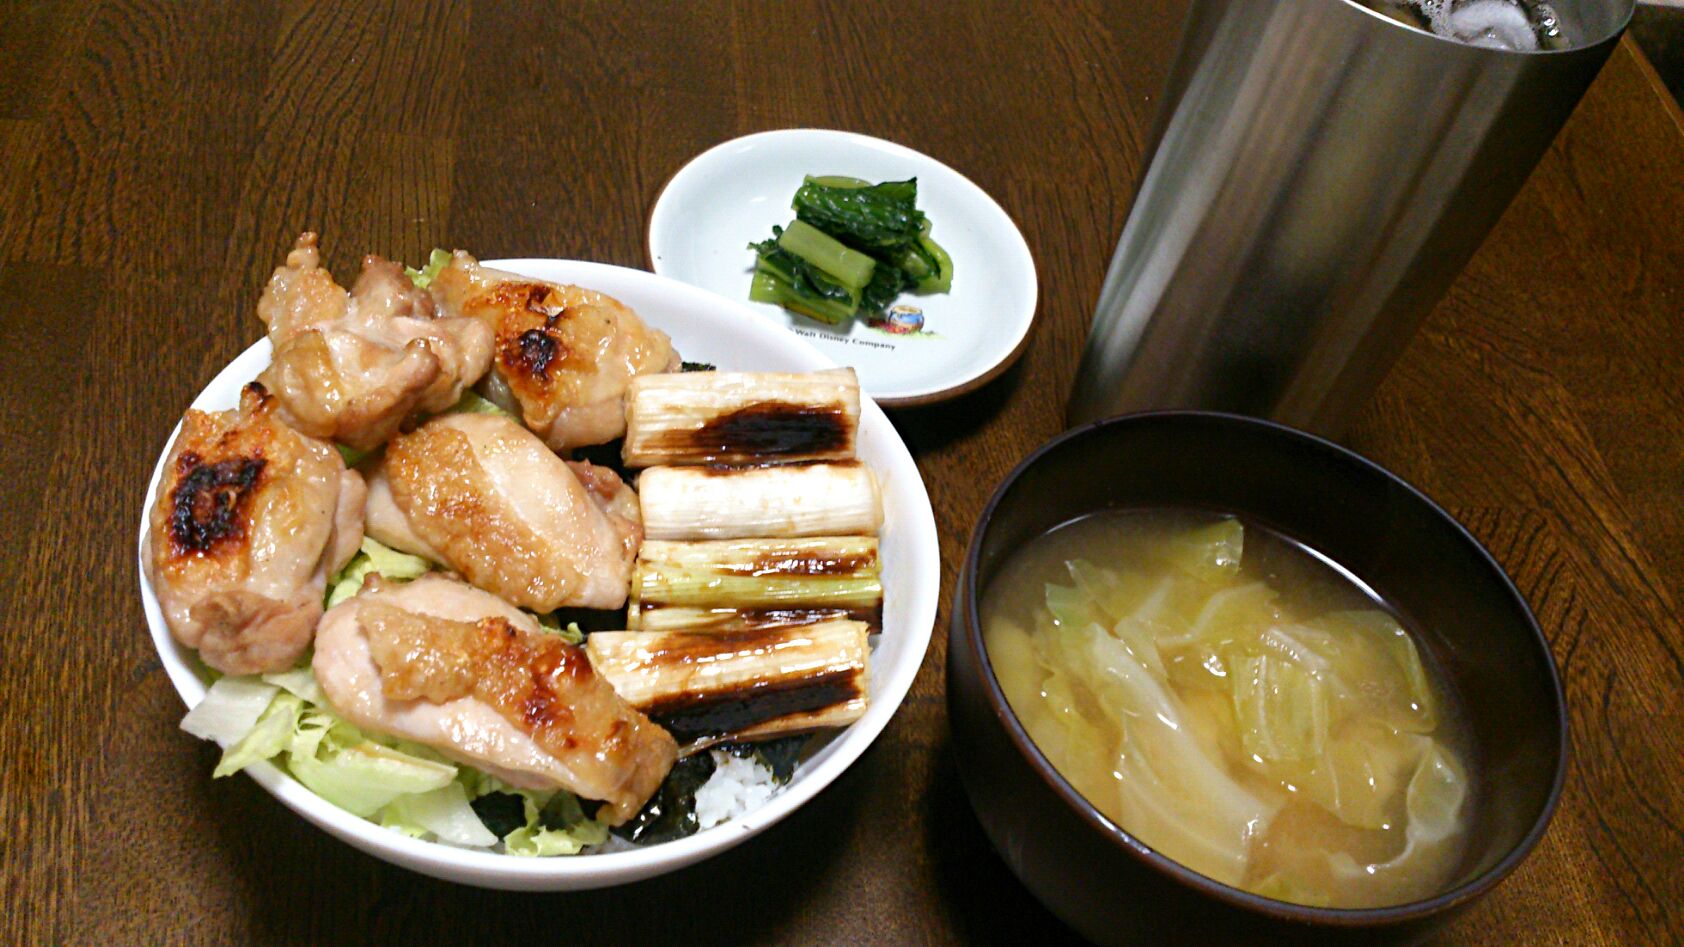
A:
[538,790,590,830]
[721,734,811,784]
[612,752,717,845]
[469,791,527,838]
[756,735,809,783]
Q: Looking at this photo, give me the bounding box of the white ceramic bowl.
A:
[648,128,1038,406]
[136,259,940,890]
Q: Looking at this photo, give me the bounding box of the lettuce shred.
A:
[461,771,608,856]
[326,537,433,607]
[449,389,514,419]
[405,248,452,289]
[535,611,586,645]
[182,539,611,854]
[186,663,609,853]
[335,443,374,468]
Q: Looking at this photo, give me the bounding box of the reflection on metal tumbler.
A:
[1067,0,1632,438]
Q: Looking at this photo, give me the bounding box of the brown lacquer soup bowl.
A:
[946,412,1567,945]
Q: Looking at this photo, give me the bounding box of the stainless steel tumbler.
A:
[1067,0,1634,437]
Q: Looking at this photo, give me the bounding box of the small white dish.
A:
[137,259,940,891]
[648,129,1038,407]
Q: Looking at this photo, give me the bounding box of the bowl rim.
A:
[957,409,1569,926]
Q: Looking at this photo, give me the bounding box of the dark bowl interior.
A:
[947,412,1568,945]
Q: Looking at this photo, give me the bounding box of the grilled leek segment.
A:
[586,620,870,743]
[637,462,881,540]
[622,368,861,467]
[627,606,874,634]
[731,699,867,739]
[688,699,868,752]
[628,538,883,634]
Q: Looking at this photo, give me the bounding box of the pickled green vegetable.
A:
[793,178,924,248]
[804,174,872,189]
[912,232,953,292]
[747,175,952,325]
[777,219,877,291]
[747,230,859,325]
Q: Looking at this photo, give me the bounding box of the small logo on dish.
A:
[880,305,924,335]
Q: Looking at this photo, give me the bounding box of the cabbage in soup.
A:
[981,510,1472,908]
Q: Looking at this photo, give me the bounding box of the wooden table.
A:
[3,3,1681,943]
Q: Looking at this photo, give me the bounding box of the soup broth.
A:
[981,509,1473,909]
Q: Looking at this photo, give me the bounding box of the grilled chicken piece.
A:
[429,252,679,451]
[256,233,494,451]
[363,413,642,611]
[144,384,365,675]
[312,574,677,825]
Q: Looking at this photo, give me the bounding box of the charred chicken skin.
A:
[313,574,677,825]
[429,252,679,451]
[145,383,364,675]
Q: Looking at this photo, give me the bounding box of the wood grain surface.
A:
[2,2,1681,944]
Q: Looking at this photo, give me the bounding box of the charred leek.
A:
[727,700,867,743]
[637,462,882,540]
[586,620,870,743]
[622,368,861,467]
[628,537,882,633]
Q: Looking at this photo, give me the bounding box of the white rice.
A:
[694,750,780,829]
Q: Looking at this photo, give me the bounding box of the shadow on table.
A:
[202,742,865,945]
[1632,4,1684,108]
[885,355,1028,454]
[920,729,1091,946]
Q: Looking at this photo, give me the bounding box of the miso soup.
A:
[981,509,1473,909]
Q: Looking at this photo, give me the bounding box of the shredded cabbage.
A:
[290,739,457,817]
[1324,741,1467,894]
[505,820,609,856]
[325,537,433,607]
[195,686,454,816]
[534,611,586,645]
[984,515,1471,906]
[336,443,373,467]
[457,771,610,855]
[181,520,624,855]
[379,783,498,847]
[404,248,452,289]
[186,677,607,851]
[213,692,303,777]
[1162,516,1245,580]
[261,666,326,704]
[449,389,514,419]
[181,677,279,746]
[1069,621,1279,887]
[1229,653,1329,762]
[363,537,434,578]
